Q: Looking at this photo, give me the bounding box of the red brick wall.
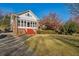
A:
[17,28,26,36]
[12,15,18,35]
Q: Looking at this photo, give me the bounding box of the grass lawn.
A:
[25,34,79,56]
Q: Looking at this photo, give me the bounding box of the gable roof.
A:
[17,10,30,15]
[17,10,40,20]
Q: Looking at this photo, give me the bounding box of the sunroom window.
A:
[35,22,37,27]
[24,21,26,27]
[31,21,32,27]
[17,20,20,26]
[27,22,30,27]
[21,20,23,27]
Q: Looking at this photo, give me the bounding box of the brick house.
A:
[10,10,39,36]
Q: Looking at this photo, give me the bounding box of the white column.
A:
[23,20,25,27]
[30,21,31,27]
[34,22,35,27]
[32,22,33,27]
[34,22,36,27]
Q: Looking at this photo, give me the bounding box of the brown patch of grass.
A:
[25,34,79,56]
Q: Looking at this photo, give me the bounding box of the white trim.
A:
[18,26,38,29]
[23,20,25,27]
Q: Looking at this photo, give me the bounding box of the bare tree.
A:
[39,13,61,31]
[67,3,79,17]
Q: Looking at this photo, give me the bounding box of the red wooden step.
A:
[24,28,36,35]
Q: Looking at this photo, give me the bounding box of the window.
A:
[31,21,32,27]
[33,22,34,27]
[17,20,20,26]
[26,13,32,17]
[27,22,30,27]
[21,20,23,27]
[33,22,37,27]
[24,21,26,27]
[35,22,37,27]
[27,13,30,16]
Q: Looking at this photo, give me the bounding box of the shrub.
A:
[59,21,78,35]
[0,15,10,32]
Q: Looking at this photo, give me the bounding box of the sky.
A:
[0,3,71,22]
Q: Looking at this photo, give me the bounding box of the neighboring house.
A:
[10,10,39,35]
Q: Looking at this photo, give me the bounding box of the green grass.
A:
[37,30,56,34]
[25,34,79,56]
